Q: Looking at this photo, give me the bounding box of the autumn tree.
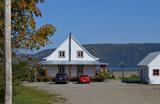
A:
[0,0,56,70]
[0,0,56,103]
[0,0,56,50]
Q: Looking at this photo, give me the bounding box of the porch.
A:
[40,61,108,80]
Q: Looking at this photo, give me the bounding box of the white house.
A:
[40,34,108,79]
[138,51,160,84]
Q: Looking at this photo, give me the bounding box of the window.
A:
[77,51,83,58]
[58,51,65,58]
[58,65,65,73]
[153,69,159,76]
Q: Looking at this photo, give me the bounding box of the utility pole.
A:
[120,62,125,79]
[68,32,72,79]
[5,0,12,104]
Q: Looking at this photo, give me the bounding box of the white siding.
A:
[148,55,160,84]
[46,65,97,78]
[47,66,58,77]
[70,38,96,61]
[45,37,69,61]
[44,35,97,61]
[148,66,160,84]
[83,66,95,77]
[70,65,77,77]
[47,65,70,77]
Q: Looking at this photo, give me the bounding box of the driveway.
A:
[24,80,160,104]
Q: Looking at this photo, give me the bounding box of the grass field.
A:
[13,85,66,104]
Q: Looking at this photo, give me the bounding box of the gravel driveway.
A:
[24,80,160,104]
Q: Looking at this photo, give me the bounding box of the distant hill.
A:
[32,43,160,68]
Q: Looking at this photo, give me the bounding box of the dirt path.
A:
[24,80,160,104]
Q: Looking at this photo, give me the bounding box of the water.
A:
[109,67,138,72]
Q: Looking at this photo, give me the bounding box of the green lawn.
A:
[121,74,139,81]
[13,85,66,104]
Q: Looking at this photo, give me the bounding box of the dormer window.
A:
[77,51,83,58]
[58,51,65,58]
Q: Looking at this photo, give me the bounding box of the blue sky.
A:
[30,0,160,53]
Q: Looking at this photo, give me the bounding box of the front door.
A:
[58,65,65,73]
[77,65,84,77]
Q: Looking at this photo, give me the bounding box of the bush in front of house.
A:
[38,68,46,77]
[106,73,115,79]
[95,70,107,82]
[36,67,49,82]
[94,70,116,82]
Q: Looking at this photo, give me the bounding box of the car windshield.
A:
[80,75,88,77]
[56,73,67,77]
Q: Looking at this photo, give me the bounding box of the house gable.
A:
[44,37,69,61]
[70,35,99,61]
[138,52,160,66]
[44,34,99,61]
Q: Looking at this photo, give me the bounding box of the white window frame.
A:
[77,50,83,58]
[58,50,65,58]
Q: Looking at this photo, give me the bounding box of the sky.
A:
[29,0,160,53]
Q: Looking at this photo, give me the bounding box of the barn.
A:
[138,51,160,84]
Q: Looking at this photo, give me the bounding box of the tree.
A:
[0,0,56,104]
[0,0,56,50]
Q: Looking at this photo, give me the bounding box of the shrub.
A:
[95,70,107,82]
[12,61,32,81]
[106,73,115,79]
[38,68,46,77]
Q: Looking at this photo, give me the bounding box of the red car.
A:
[79,75,90,84]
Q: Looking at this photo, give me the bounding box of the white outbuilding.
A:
[138,51,160,84]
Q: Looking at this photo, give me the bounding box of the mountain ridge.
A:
[32,43,160,68]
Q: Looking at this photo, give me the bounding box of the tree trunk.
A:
[5,0,12,104]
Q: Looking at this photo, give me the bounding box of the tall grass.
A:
[13,85,66,104]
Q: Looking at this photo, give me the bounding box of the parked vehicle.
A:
[55,73,68,84]
[79,75,90,84]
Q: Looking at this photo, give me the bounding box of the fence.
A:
[109,68,139,78]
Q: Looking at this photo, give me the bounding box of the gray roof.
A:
[138,51,160,66]
[40,60,108,65]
